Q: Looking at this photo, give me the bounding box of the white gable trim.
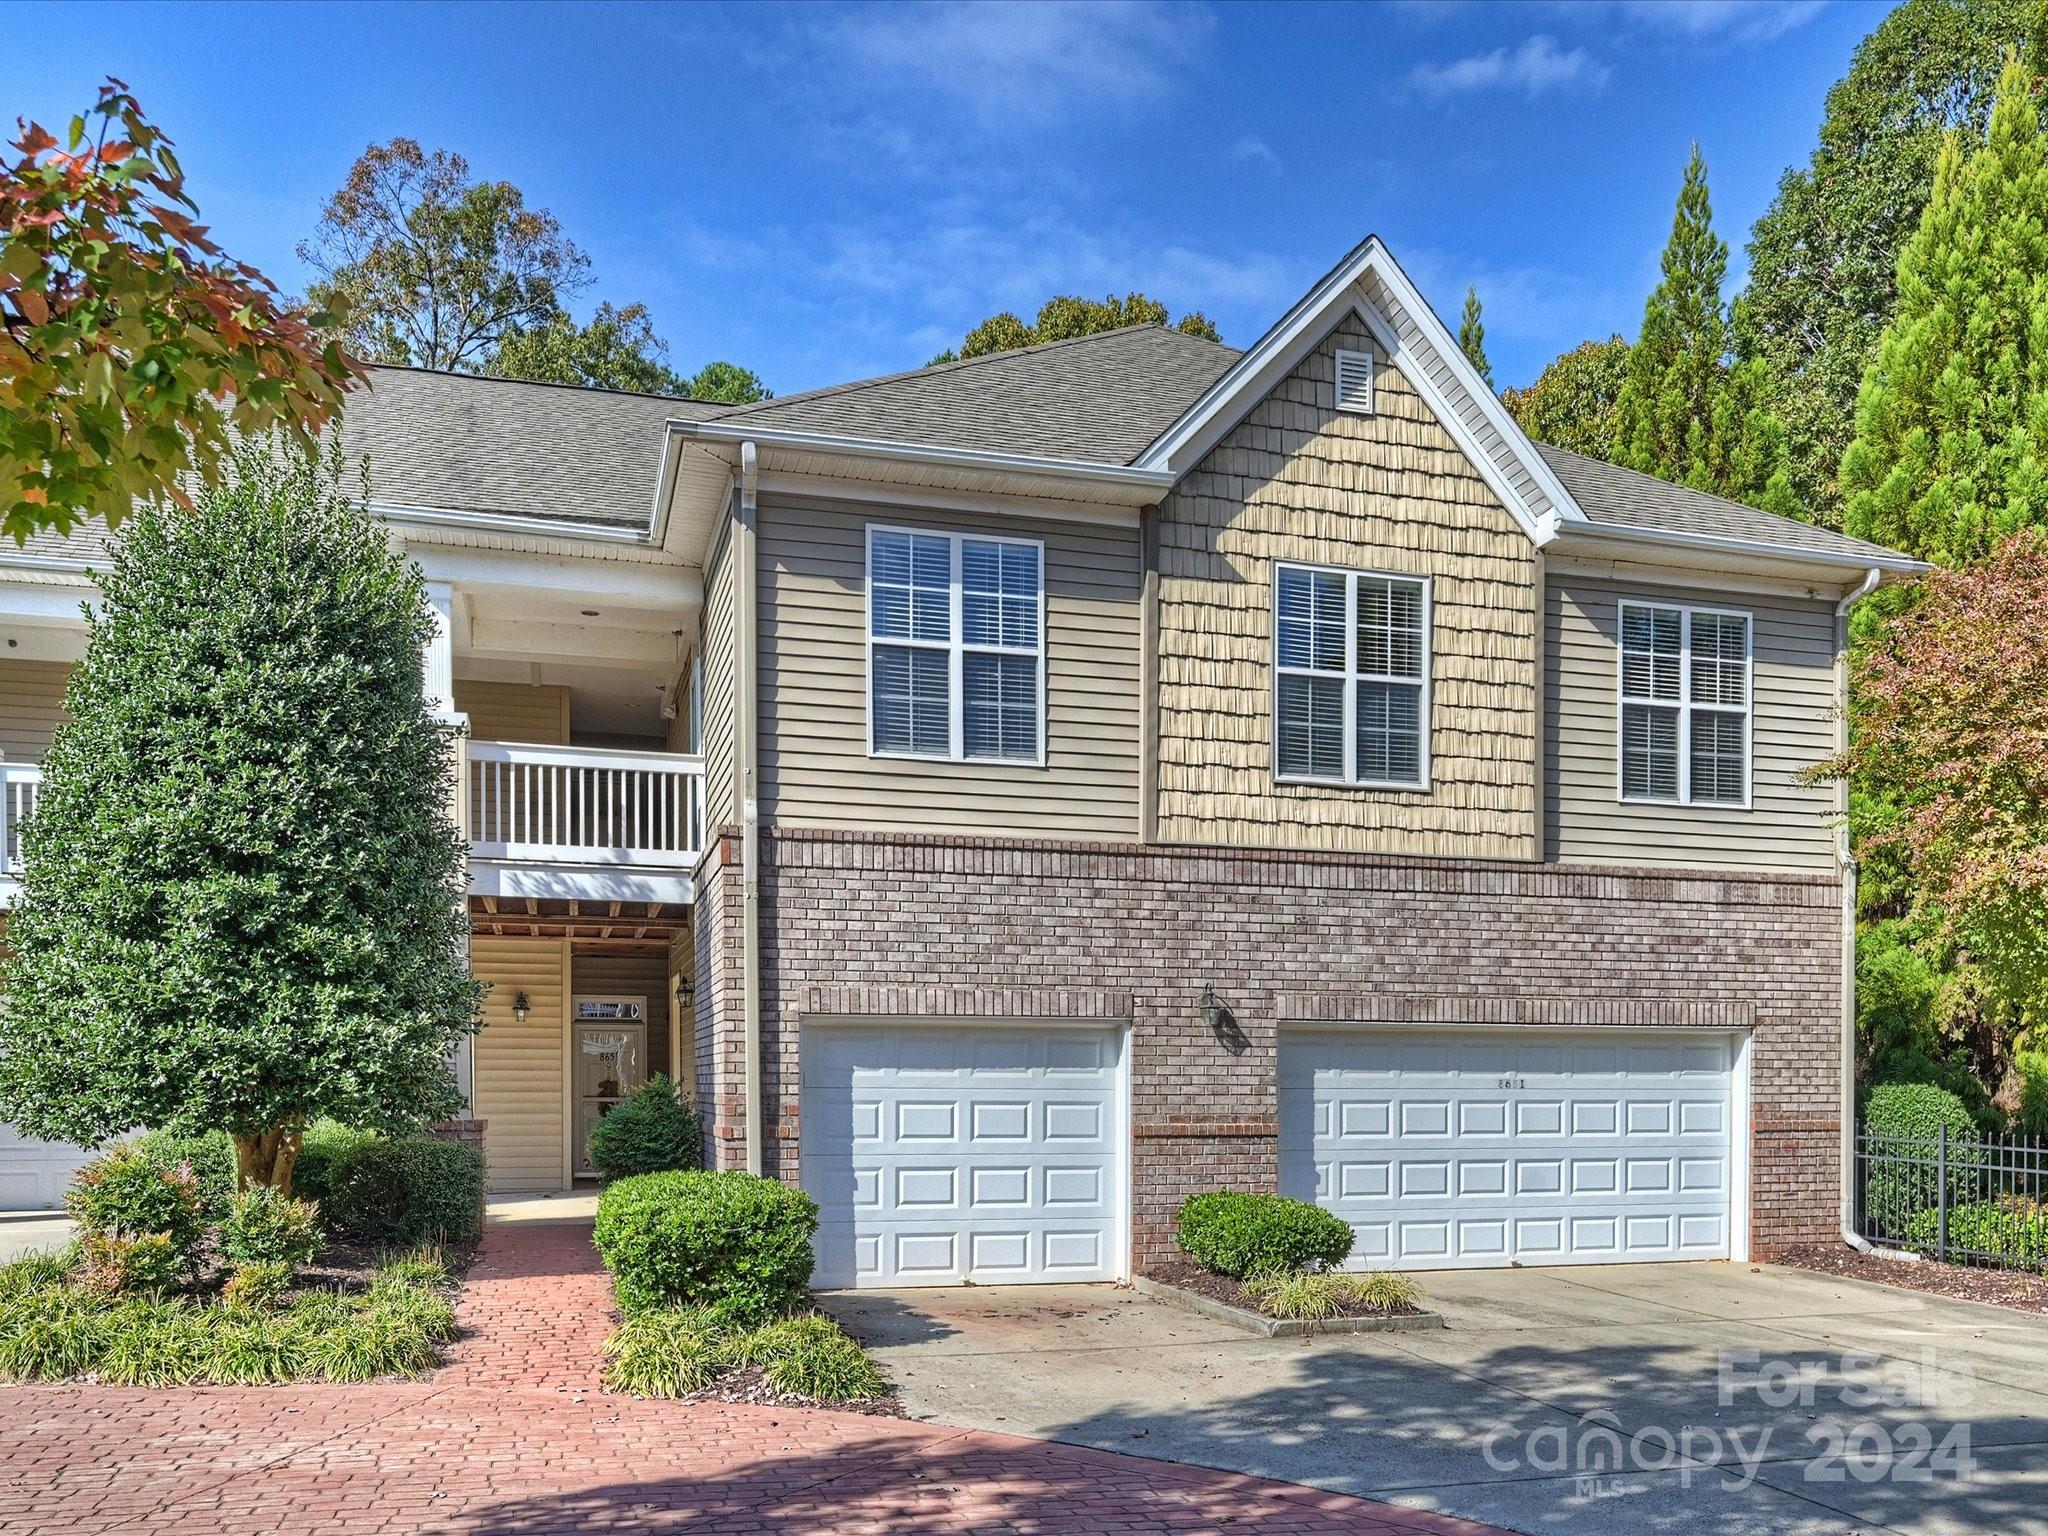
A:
[1134,237,1584,548]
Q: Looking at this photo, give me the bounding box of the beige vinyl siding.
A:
[0,660,72,761]
[1545,577,1838,871]
[571,951,672,1080]
[698,515,740,833]
[454,680,570,745]
[755,494,1142,840]
[1154,315,1539,858]
[471,935,569,1192]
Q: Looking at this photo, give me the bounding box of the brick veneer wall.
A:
[710,828,1842,1266]
[693,837,748,1171]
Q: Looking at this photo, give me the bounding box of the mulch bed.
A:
[290,1237,476,1297]
[1142,1258,1422,1320]
[677,1363,905,1417]
[1775,1243,2048,1315]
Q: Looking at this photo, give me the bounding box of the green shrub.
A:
[0,1285,106,1380]
[221,1260,293,1312]
[594,1170,818,1326]
[730,1313,886,1402]
[1865,1081,1982,1217]
[587,1075,700,1179]
[601,1306,725,1397]
[1904,1201,2048,1269]
[77,1231,185,1296]
[290,1121,381,1208]
[0,1249,74,1302]
[316,1135,485,1247]
[65,1144,205,1270]
[1175,1192,1354,1279]
[132,1129,237,1220]
[1866,1081,1979,1145]
[220,1187,323,1272]
[2014,1051,2048,1140]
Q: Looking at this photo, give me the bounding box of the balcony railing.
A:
[0,761,40,872]
[467,740,704,870]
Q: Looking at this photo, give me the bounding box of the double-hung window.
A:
[1273,563,1430,788]
[1618,600,1751,806]
[867,525,1043,762]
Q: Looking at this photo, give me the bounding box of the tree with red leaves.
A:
[0,80,359,543]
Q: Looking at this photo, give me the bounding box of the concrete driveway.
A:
[823,1263,2048,1536]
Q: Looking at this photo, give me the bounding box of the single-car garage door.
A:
[0,1123,93,1211]
[801,1023,1126,1289]
[1279,1028,1741,1270]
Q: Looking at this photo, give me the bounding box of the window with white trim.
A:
[1618,600,1751,805]
[1273,563,1429,787]
[867,525,1043,762]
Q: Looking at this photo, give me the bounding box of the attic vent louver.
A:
[1333,347,1375,414]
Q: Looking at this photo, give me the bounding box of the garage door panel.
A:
[803,1024,1124,1289]
[1280,1029,1736,1272]
[0,1123,93,1211]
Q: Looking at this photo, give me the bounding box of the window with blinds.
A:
[1618,600,1750,806]
[1273,563,1429,789]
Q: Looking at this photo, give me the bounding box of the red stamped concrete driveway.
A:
[0,1221,1508,1535]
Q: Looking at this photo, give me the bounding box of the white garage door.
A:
[800,1024,1125,1289]
[1279,1028,1739,1270]
[0,1123,93,1211]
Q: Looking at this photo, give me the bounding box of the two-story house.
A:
[0,239,1921,1288]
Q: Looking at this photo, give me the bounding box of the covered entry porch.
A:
[468,902,696,1194]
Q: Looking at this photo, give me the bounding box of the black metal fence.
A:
[1856,1125,2048,1270]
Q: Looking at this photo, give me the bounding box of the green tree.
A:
[489,302,686,394]
[1840,57,2048,564]
[1,81,358,543]
[1458,286,1492,387]
[681,359,773,404]
[1742,0,2043,528]
[931,292,1221,364]
[1611,145,1793,511]
[301,138,591,371]
[1503,335,1630,455]
[0,438,483,1191]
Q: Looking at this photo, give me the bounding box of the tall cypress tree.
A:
[1458,286,1493,388]
[1841,56,2048,565]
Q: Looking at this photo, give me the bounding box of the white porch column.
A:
[425,581,476,1111]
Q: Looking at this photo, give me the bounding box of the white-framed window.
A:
[1333,347,1375,414]
[1617,600,1751,807]
[1272,562,1430,789]
[866,524,1044,763]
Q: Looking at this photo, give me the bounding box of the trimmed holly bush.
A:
[1905,1201,2048,1269]
[314,1135,484,1247]
[594,1170,818,1326]
[220,1187,322,1272]
[1175,1192,1354,1278]
[288,1121,382,1208]
[1866,1082,1978,1146]
[587,1075,700,1179]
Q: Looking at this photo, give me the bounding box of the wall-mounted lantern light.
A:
[675,973,697,1011]
[512,991,531,1025]
[1201,985,1249,1055]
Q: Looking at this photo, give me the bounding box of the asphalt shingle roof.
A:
[1535,444,1915,565]
[713,325,1241,465]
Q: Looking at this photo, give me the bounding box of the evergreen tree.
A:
[1458,286,1493,387]
[0,439,483,1191]
[1611,145,1794,511]
[1841,56,2048,565]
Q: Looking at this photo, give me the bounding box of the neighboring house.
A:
[0,239,1921,1289]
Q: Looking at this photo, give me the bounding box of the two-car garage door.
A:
[1280,1028,1741,1270]
[801,1024,1125,1289]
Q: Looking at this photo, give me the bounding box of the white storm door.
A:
[1280,1028,1736,1270]
[801,1024,1125,1289]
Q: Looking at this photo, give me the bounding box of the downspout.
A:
[1834,567,1882,1254]
[737,442,764,1176]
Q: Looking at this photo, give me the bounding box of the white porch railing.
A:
[467,741,704,869]
[0,761,40,872]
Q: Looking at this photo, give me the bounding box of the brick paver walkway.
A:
[0,1221,1510,1535]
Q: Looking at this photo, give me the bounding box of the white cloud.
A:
[1408,34,1610,102]
[1231,135,1281,171]
[806,0,1215,122]
[1604,0,1825,45]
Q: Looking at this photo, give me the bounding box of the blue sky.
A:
[8,0,1884,394]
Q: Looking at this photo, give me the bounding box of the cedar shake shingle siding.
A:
[1154,316,1538,858]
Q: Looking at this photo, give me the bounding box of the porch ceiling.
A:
[469,894,690,946]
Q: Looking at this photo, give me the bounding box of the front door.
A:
[572,998,647,1179]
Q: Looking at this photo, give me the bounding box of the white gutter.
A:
[1571,518,1928,576]
[1834,567,1884,1256]
[369,499,656,546]
[736,440,764,1177]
